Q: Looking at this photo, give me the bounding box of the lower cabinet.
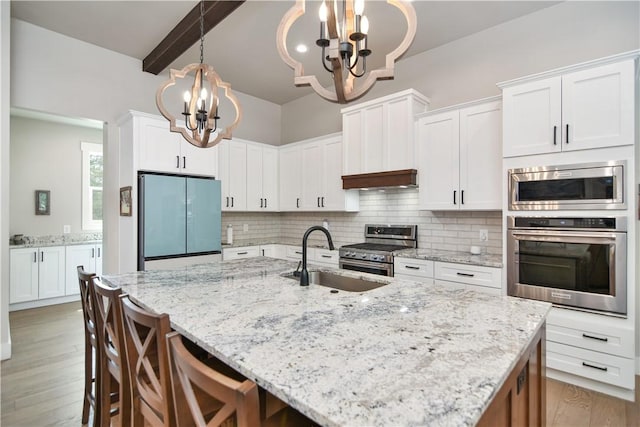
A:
[65,243,103,296]
[434,261,502,295]
[222,246,261,260]
[394,258,434,284]
[10,246,65,304]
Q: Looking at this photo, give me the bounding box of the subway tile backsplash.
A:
[222,189,502,255]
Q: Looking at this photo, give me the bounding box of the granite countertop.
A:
[9,233,103,249]
[394,248,503,268]
[222,239,335,250]
[102,257,548,426]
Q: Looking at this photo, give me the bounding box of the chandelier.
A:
[156,0,242,148]
[276,0,417,104]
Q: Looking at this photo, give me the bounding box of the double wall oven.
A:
[339,225,417,277]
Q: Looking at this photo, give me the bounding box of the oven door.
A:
[507,229,627,315]
[339,259,393,276]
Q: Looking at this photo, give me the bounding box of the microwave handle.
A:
[510,231,619,242]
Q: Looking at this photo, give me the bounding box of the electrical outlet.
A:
[63,225,71,234]
[479,229,488,242]
[243,224,249,232]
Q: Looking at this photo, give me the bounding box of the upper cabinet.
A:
[120,111,218,176]
[280,133,359,212]
[246,142,279,211]
[417,98,502,211]
[501,58,635,157]
[342,89,430,174]
[218,139,247,211]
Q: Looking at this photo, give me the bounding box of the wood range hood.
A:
[342,169,418,190]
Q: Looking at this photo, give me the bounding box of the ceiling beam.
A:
[143,0,245,75]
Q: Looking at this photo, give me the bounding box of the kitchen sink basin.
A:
[282,270,389,292]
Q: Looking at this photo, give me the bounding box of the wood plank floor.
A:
[2,302,639,426]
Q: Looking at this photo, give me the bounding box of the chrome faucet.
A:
[300,226,334,286]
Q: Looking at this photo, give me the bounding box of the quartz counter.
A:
[102,257,549,426]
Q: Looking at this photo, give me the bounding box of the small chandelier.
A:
[156,0,242,148]
[277,0,417,104]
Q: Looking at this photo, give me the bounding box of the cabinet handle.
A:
[296,198,300,208]
[226,197,229,208]
[33,252,37,263]
[231,197,234,208]
[582,361,607,372]
[453,190,457,205]
[461,190,464,205]
[92,248,95,258]
[183,156,186,168]
[456,272,474,277]
[317,197,320,207]
[295,251,303,255]
[405,265,420,270]
[321,197,325,207]
[98,247,101,258]
[237,251,248,255]
[260,198,264,208]
[176,155,180,168]
[582,333,608,342]
[553,125,557,145]
[321,254,332,259]
[40,251,44,262]
[565,124,569,144]
[265,198,267,208]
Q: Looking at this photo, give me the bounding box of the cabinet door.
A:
[95,244,103,277]
[245,144,264,211]
[417,111,460,210]
[362,104,385,173]
[38,246,66,299]
[502,77,561,157]
[65,244,97,296]
[301,142,323,209]
[386,97,413,171]
[562,60,634,151]
[10,248,39,304]
[138,116,182,172]
[321,137,346,210]
[342,110,363,175]
[261,146,279,211]
[219,140,247,211]
[459,101,502,210]
[279,145,302,210]
[180,140,218,176]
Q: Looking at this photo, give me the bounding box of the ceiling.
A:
[11,1,559,105]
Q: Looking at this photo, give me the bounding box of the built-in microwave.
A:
[509,161,625,210]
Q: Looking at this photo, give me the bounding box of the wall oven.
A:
[507,216,627,315]
[508,161,625,210]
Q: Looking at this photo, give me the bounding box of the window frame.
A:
[81,142,103,231]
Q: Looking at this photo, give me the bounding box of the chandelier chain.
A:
[199,0,204,64]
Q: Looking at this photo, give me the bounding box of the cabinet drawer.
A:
[394,258,434,279]
[312,249,339,266]
[434,262,501,290]
[547,320,634,359]
[223,246,260,260]
[547,341,635,389]
[284,246,306,261]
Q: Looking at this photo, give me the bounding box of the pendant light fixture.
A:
[156,0,242,148]
[277,0,417,104]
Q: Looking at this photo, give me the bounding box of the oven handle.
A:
[339,258,392,275]
[510,230,620,243]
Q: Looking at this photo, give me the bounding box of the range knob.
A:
[359,253,368,259]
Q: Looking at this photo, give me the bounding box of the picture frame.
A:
[35,190,50,215]
[120,186,132,216]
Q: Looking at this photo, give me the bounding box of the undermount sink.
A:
[282,270,389,292]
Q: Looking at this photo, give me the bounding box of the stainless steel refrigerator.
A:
[137,172,221,270]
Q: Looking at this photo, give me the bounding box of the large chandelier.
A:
[156,0,242,148]
[277,0,417,104]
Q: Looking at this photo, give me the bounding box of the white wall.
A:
[10,117,103,236]
[1,0,11,360]
[281,1,640,143]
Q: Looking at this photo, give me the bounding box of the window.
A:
[82,142,103,230]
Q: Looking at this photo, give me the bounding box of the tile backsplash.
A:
[223,189,502,255]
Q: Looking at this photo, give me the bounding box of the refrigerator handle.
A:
[137,174,145,271]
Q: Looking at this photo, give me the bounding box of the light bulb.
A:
[183,91,191,102]
[200,87,208,101]
[318,2,327,22]
[361,15,369,34]
[354,0,364,16]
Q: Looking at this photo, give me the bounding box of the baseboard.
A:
[547,368,635,402]
[1,335,11,360]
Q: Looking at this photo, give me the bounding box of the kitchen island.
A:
[102,257,550,426]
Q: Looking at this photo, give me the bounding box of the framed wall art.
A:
[120,186,132,216]
[35,190,50,215]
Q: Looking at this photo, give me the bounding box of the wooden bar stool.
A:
[120,295,176,426]
[91,278,132,427]
[77,266,100,426]
[166,332,319,427]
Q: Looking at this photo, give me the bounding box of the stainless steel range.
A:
[339,224,418,276]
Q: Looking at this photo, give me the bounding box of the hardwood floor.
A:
[1,302,639,426]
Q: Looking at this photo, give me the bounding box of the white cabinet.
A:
[310,248,339,268]
[501,59,635,157]
[129,112,218,176]
[246,143,279,211]
[218,139,247,211]
[342,89,430,174]
[259,244,285,258]
[282,134,359,212]
[65,243,102,296]
[10,246,65,304]
[417,98,502,210]
[434,261,502,295]
[394,257,434,284]
[222,246,260,260]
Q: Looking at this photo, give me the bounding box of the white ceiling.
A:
[10,1,559,105]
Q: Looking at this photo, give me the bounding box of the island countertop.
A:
[102,257,550,427]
